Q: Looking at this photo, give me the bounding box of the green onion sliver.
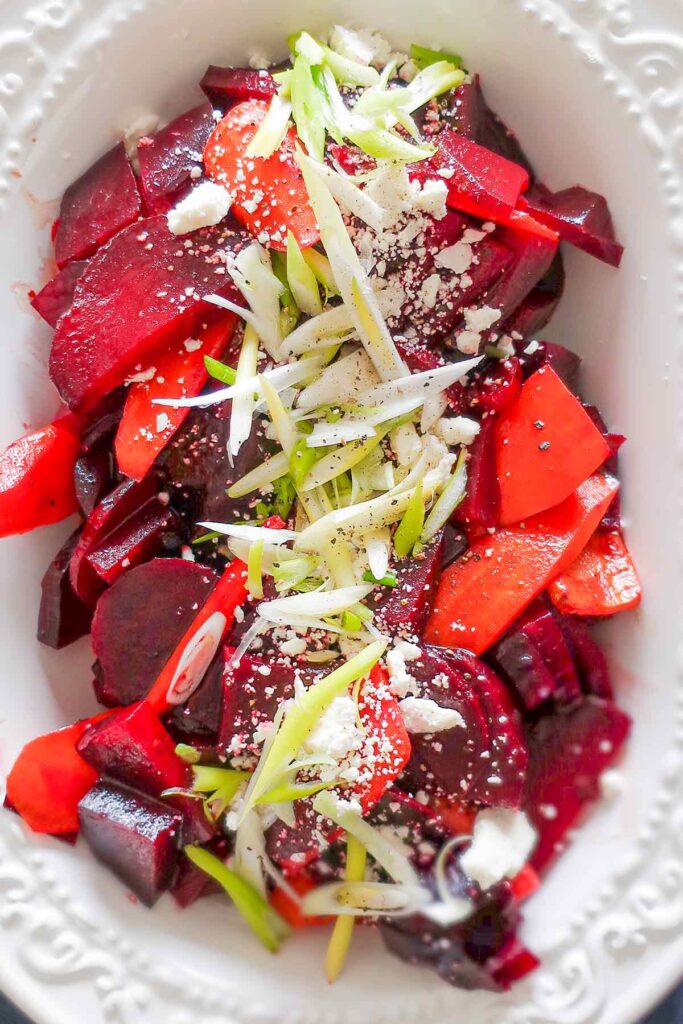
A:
[362,570,398,588]
[228,450,291,499]
[184,846,290,953]
[325,834,367,982]
[393,475,425,558]
[302,248,338,296]
[246,93,293,159]
[247,537,265,599]
[256,777,333,805]
[286,230,323,317]
[410,42,463,70]
[204,356,237,385]
[421,449,468,542]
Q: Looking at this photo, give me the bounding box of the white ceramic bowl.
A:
[0,1,681,1022]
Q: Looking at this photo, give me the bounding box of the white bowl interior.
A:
[0,1,677,1021]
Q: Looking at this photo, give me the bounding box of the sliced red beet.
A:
[265,798,331,877]
[54,143,141,267]
[77,700,190,796]
[74,441,116,516]
[492,599,581,710]
[403,646,527,808]
[168,649,225,739]
[524,696,630,871]
[80,389,127,451]
[78,781,182,906]
[481,222,558,325]
[159,405,276,524]
[171,835,231,907]
[37,529,92,649]
[428,130,529,222]
[31,260,88,327]
[438,74,534,177]
[137,103,215,214]
[555,614,614,700]
[453,418,500,530]
[372,534,444,638]
[84,497,177,592]
[501,287,561,341]
[200,66,276,109]
[49,216,245,410]
[518,339,582,392]
[91,557,217,707]
[520,183,623,268]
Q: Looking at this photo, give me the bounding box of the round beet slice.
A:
[92,557,217,707]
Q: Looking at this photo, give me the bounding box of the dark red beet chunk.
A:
[200,66,276,109]
[453,418,500,530]
[92,557,217,707]
[78,700,190,797]
[78,781,182,906]
[70,476,173,607]
[171,836,231,907]
[524,697,630,871]
[54,144,141,267]
[49,216,244,410]
[265,799,331,876]
[483,222,558,324]
[31,260,88,327]
[438,74,534,177]
[492,600,581,710]
[381,876,533,992]
[74,442,116,516]
[502,287,561,341]
[137,103,215,214]
[518,339,581,391]
[403,647,527,808]
[159,406,276,524]
[37,529,92,649]
[168,649,225,739]
[372,534,443,637]
[521,183,623,268]
[556,615,614,700]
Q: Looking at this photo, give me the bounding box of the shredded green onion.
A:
[227,451,291,499]
[246,92,293,159]
[184,846,289,953]
[175,743,201,765]
[302,248,338,297]
[341,610,363,632]
[410,42,463,70]
[286,230,323,317]
[325,833,367,982]
[289,438,319,488]
[256,777,333,805]
[421,448,468,542]
[204,356,237,385]
[247,537,265,599]
[393,475,425,558]
[191,530,221,546]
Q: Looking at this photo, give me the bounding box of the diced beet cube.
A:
[403,646,527,808]
[159,405,276,524]
[521,183,623,268]
[78,781,182,905]
[171,836,231,907]
[492,599,581,710]
[482,223,558,324]
[137,103,215,214]
[37,529,92,649]
[518,339,581,392]
[502,287,561,341]
[372,534,443,637]
[555,615,613,700]
[55,144,141,267]
[453,418,500,530]
[200,66,277,109]
[80,389,127,451]
[74,441,116,516]
[265,798,330,876]
[469,357,522,417]
[49,215,244,410]
[438,74,534,177]
[524,696,630,871]
[91,557,217,707]
[31,260,88,327]
[77,700,191,797]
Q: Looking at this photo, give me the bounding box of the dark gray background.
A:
[1,988,681,1022]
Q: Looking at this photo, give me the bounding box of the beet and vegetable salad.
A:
[2,26,639,990]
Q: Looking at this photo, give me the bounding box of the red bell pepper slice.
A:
[353,665,411,813]
[270,872,333,928]
[433,130,529,222]
[203,99,319,250]
[549,529,641,617]
[115,312,236,481]
[424,472,619,654]
[495,366,611,525]
[146,559,248,714]
[0,415,81,538]
[6,713,109,834]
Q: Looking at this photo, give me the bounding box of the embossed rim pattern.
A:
[0,1,681,1022]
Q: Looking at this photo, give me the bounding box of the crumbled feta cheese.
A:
[281,636,307,656]
[386,642,421,698]
[399,696,465,733]
[390,421,423,467]
[183,338,203,353]
[411,178,448,220]
[496,335,516,358]
[167,181,232,235]
[329,25,393,67]
[455,329,482,355]
[420,273,442,310]
[155,412,170,433]
[434,240,475,275]
[248,51,273,69]
[460,809,537,891]
[435,416,481,447]
[125,365,156,384]
[303,696,363,762]
[524,340,541,355]
[464,305,502,333]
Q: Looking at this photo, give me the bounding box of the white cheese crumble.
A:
[435,416,481,447]
[435,240,474,275]
[399,696,465,733]
[280,636,307,656]
[329,25,397,67]
[155,412,170,433]
[183,338,203,353]
[303,695,364,762]
[386,640,421,698]
[167,181,233,235]
[460,809,537,891]
[390,421,423,467]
